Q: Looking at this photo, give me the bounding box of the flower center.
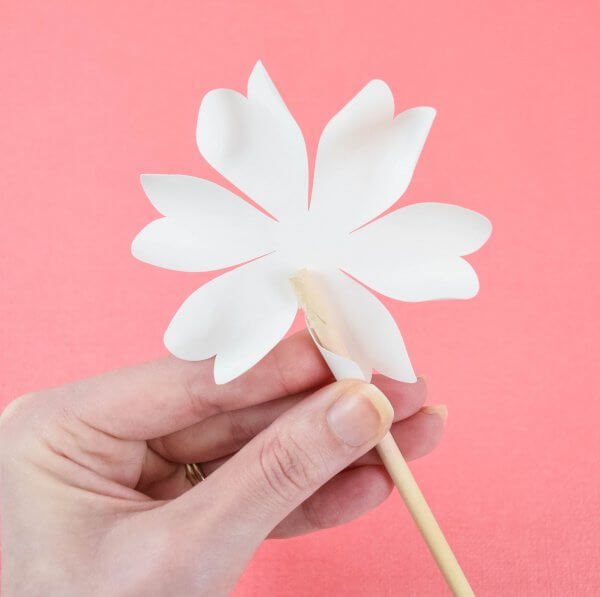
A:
[272,213,347,273]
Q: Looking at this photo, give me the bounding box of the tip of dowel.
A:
[289,269,310,302]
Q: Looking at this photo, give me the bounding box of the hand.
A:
[0,331,446,596]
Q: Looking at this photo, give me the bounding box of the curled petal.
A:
[196,61,308,222]
[310,79,435,232]
[341,202,491,301]
[132,174,276,271]
[164,255,297,384]
[315,269,416,382]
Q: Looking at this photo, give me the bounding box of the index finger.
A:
[56,330,332,440]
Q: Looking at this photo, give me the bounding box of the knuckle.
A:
[0,393,42,460]
[259,431,320,501]
[0,393,38,434]
[1,392,36,420]
[0,390,71,454]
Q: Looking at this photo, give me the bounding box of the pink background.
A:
[2,1,599,595]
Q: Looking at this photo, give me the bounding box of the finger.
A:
[269,465,393,538]
[150,376,427,464]
[200,405,446,472]
[163,380,394,550]
[270,408,445,538]
[372,374,428,420]
[150,392,303,464]
[354,405,447,465]
[141,404,444,500]
[58,330,332,440]
[135,449,181,499]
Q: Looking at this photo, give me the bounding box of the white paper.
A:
[196,61,308,221]
[307,324,371,382]
[132,61,492,384]
[163,254,297,384]
[132,174,277,271]
[340,202,491,301]
[310,80,436,233]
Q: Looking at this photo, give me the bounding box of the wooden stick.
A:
[290,269,474,597]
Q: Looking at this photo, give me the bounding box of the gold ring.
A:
[185,462,207,486]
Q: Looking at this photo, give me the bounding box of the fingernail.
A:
[326,383,394,446]
[422,404,448,423]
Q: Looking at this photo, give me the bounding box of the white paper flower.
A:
[132,61,491,384]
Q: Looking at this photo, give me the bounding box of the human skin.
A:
[0,330,446,596]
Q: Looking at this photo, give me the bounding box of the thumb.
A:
[192,379,393,545]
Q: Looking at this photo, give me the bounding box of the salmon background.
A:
[1,1,599,594]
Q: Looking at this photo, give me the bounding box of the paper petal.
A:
[347,257,480,302]
[309,79,435,232]
[316,269,416,382]
[196,61,308,222]
[132,175,277,272]
[306,322,371,382]
[340,202,492,301]
[164,255,297,384]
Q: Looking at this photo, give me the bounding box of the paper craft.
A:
[132,61,491,385]
[132,61,491,596]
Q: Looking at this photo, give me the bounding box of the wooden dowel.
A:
[290,269,474,597]
[376,434,474,596]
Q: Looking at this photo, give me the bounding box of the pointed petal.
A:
[341,202,491,301]
[316,269,416,382]
[196,61,308,222]
[164,255,297,384]
[132,175,276,272]
[310,79,435,232]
